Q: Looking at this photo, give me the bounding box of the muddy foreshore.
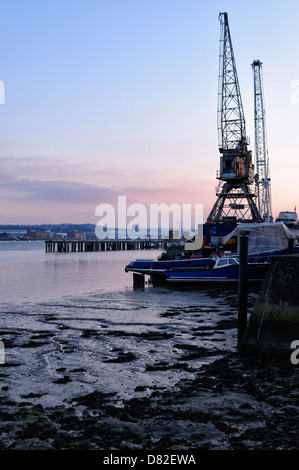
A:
[1,348,298,451]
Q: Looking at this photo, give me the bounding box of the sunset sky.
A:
[0,0,299,224]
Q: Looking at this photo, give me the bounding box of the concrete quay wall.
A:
[241,255,299,352]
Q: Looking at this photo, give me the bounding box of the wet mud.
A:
[1,350,298,450]
[0,287,298,450]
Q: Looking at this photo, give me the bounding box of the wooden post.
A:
[133,273,145,289]
[288,238,295,254]
[238,232,249,346]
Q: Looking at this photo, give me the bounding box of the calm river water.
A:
[0,241,243,408]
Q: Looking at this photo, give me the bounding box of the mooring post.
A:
[133,273,145,289]
[238,231,249,345]
[288,237,295,254]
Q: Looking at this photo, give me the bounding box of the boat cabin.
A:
[214,257,239,269]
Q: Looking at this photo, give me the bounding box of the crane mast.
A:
[207,12,262,223]
[252,60,272,221]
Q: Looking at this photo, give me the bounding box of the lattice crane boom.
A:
[218,12,247,154]
[252,60,272,221]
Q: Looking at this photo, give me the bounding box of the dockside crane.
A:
[207,12,262,223]
[252,60,272,222]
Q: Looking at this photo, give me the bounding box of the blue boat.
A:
[164,256,269,285]
[125,222,298,286]
[124,255,216,276]
[125,237,218,277]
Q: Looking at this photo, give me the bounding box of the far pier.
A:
[45,238,174,253]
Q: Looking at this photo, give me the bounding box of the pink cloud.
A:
[0,171,15,183]
[0,154,220,222]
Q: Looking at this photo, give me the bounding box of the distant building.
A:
[67,230,78,239]
[57,233,67,239]
[26,228,48,240]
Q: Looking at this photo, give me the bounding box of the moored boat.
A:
[164,256,269,284]
[124,221,298,286]
[222,222,298,262]
[125,234,218,277]
[275,210,299,240]
[124,255,216,276]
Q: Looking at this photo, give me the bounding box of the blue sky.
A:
[0,0,299,223]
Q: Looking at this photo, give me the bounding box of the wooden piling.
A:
[288,238,295,254]
[133,273,145,288]
[238,232,249,346]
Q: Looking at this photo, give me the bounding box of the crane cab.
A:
[218,151,254,183]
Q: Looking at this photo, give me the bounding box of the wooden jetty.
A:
[45,238,175,253]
